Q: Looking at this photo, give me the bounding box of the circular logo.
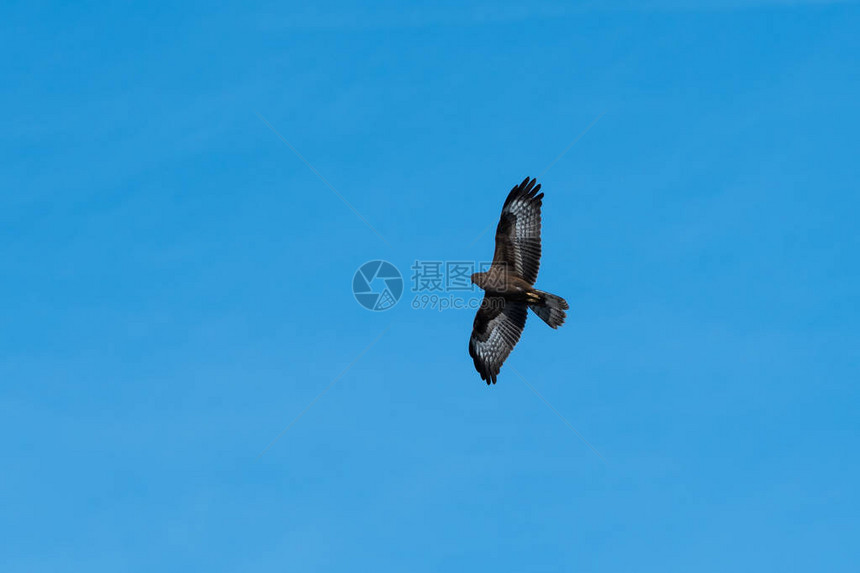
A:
[352,260,403,311]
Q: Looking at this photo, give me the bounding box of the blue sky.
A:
[2,1,859,571]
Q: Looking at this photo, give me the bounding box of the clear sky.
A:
[2,1,859,571]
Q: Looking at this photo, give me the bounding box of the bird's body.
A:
[468,177,569,384]
[470,268,533,298]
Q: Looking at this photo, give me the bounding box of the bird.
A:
[468,177,569,384]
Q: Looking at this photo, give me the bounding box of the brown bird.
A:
[469,177,569,384]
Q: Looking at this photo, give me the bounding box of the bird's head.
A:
[471,271,487,289]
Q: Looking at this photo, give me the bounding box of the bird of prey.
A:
[469,177,569,384]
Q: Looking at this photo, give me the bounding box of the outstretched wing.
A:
[468,296,528,384]
[491,177,543,285]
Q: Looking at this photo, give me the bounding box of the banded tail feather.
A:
[528,289,568,329]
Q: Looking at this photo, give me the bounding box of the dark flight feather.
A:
[468,297,528,384]
[491,177,543,285]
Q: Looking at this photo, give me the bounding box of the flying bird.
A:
[469,177,569,384]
